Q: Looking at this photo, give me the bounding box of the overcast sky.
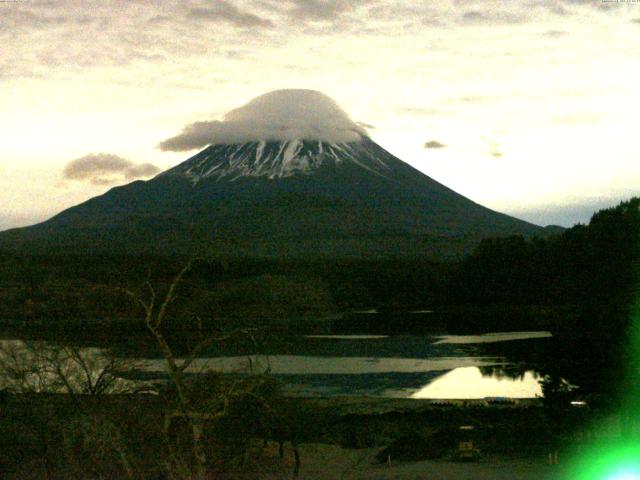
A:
[1,0,639,230]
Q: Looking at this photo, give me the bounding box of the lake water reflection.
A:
[410,367,542,399]
[131,331,549,398]
[0,332,550,399]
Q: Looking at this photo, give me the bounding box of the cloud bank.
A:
[0,0,627,81]
[159,89,367,151]
[424,140,446,149]
[287,0,362,21]
[63,154,160,185]
[187,2,273,28]
[460,10,525,25]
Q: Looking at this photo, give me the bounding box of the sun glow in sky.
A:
[1,0,639,230]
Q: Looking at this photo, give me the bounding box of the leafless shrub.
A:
[0,340,141,395]
[121,258,300,479]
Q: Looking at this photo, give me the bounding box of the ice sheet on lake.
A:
[304,335,389,340]
[135,355,504,376]
[433,331,552,345]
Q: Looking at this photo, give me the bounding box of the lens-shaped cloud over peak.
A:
[158,89,367,151]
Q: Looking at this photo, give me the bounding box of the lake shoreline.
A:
[0,303,579,337]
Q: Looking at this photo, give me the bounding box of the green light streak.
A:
[568,201,640,480]
[607,472,640,480]
[571,442,640,480]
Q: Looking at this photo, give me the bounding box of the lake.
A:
[0,331,552,399]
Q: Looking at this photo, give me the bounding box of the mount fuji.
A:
[0,90,546,260]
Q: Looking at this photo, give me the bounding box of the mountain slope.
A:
[0,136,544,260]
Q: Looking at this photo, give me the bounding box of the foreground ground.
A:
[269,443,566,480]
[1,394,622,479]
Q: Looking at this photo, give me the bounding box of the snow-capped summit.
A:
[161,138,393,183]
[159,90,394,182]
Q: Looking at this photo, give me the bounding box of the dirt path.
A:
[294,444,566,480]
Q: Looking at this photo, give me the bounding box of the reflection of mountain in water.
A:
[411,367,542,399]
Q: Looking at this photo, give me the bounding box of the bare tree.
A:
[0,259,301,479]
[0,340,140,396]
[122,259,300,479]
[0,340,145,479]
[121,258,298,480]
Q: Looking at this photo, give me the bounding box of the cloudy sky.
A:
[1,0,639,230]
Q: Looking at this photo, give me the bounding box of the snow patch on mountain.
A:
[159,89,367,151]
[162,137,393,183]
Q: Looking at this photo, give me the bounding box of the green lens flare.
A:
[607,472,640,480]
[545,200,639,480]
[572,443,640,480]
